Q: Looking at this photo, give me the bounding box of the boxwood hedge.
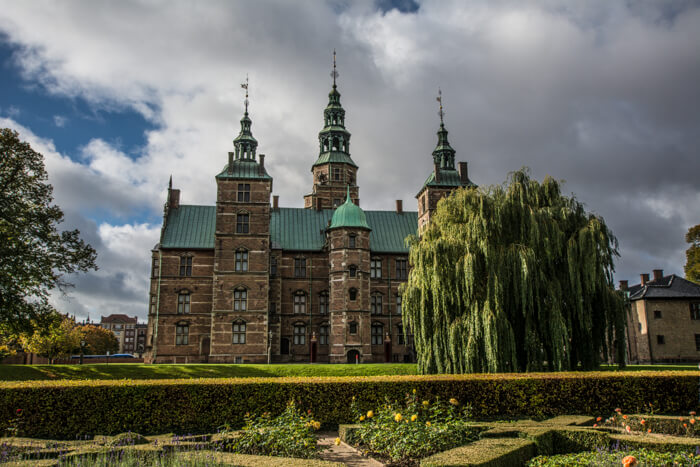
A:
[1,372,697,439]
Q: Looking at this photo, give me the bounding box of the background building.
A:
[623,269,700,363]
[100,314,145,355]
[145,70,474,364]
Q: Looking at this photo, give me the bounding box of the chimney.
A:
[619,280,628,291]
[169,188,180,209]
[434,162,440,183]
[652,269,663,281]
[273,195,279,211]
[458,162,469,184]
[258,154,265,175]
[396,199,403,213]
[640,273,649,286]
[228,152,234,173]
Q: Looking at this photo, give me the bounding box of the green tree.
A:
[685,224,700,284]
[0,128,97,333]
[78,323,118,355]
[402,169,627,374]
[20,313,82,363]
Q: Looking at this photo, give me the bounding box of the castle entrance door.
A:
[347,349,360,363]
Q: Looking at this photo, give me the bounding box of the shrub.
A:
[104,431,150,447]
[528,447,700,466]
[220,400,322,459]
[1,372,697,439]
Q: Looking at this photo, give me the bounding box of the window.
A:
[270,257,277,276]
[236,213,249,233]
[180,256,192,276]
[371,323,384,345]
[653,310,662,319]
[319,292,329,314]
[396,259,408,280]
[178,292,190,314]
[235,250,249,272]
[294,292,306,314]
[237,183,250,202]
[695,334,700,351]
[397,324,405,345]
[333,167,342,181]
[370,259,382,278]
[349,265,357,277]
[176,324,189,345]
[269,302,276,314]
[294,258,306,278]
[152,258,159,278]
[371,293,383,315]
[150,295,156,314]
[294,324,306,345]
[349,321,358,334]
[691,303,700,320]
[349,288,357,301]
[319,325,329,345]
[233,320,246,344]
[234,288,247,312]
[349,234,356,248]
[657,335,665,345]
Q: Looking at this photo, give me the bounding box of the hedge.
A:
[1,372,698,439]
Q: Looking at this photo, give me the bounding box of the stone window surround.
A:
[177,290,191,314]
[232,319,246,344]
[371,322,384,345]
[175,321,189,345]
[179,255,193,277]
[233,287,247,312]
[235,248,249,272]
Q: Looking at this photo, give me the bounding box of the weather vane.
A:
[331,49,339,87]
[241,74,249,113]
[437,88,444,123]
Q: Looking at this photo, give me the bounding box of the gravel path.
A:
[316,432,384,467]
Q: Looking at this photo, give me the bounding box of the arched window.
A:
[371,293,383,315]
[294,291,307,314]
[349,288,357,301]
[294,323,306,345]
[319,323,329,345]
[234,288,247,311]
[236,212,249,234]
[235,249,248,272]
[349,265,357,278]
[177,292,190,314]
[176,322,189,345]
[371,323,384,345]
[232,320,246,344]
[319,291,329,314]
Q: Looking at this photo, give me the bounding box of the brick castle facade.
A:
[144,69,474,364]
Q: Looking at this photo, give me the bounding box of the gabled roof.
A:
[628,274,700,301]
[160,205,417,253]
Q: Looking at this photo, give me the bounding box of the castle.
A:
[144,63,475,364]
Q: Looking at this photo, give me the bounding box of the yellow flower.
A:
[412,389,417,394]
[313,421,321,430]
[411,414,418,422]
[449,398,459,406]
[426,421,431,427]
[334,437,341,446]
[359,415,365,422]
[394,413,403,422]
[367,410,374,418]
[422,401,429,407]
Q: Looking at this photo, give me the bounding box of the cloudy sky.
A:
[1,0,698,323]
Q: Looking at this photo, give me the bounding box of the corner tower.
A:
[211,78,272,363]
[416,89,476,233]
[304,51,359,210]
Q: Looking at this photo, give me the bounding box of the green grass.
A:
[0,363,419,381]
[0,363,695,382]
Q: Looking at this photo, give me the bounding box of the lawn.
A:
[0,363,696,381]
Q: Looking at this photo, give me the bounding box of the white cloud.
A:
[52,114,67,127]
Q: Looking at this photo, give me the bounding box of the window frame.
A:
[656,335,665,345]
[179,256,192,276]
[349,288,358,301]
[236,212,250,234]
[319,291,329,315]
[371,322,384,345]
[294,258,307,278]
[233,287,247,312]
[349,265,357,277]
[691,303,700,320]
[232,320,246,344]
[175,323,189,345]
[396,294,402,315]
[293,323,306,345]
[370,258,382,279]
[653,309,662,319]
[235,249,249,272]
[177,292,191,314]
[397,324,405,345]
[237,183,251,202]
[348,234,356,249]
[319,324,329,345]
[270,256,277,277]
[371,293,383,315]
[348,321,358,335]
[293,291,307,314]
[395,258,408,280]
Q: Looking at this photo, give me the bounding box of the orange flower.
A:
[691,418,696,425]
[679,417,685,422]
[623,415,628,420]
[596,416,602,422]
[647,428,652,433]
[684,423,688,428]
[615,408,622,413]
[625,425,631,433]
[640,419,645,425]
[593,423,598,427]
[622,455,638,467]
[691,411,697,416]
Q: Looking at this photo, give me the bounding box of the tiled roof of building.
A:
[161,205,417,253]
[417,168,477,195]
[312,151,358,168]
[628,275,700,301]
[216,160,272,180]
[101,314,138,323]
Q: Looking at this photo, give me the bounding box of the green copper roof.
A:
[329,190,370,230]
[216,160,272,180]
[161,205,216,249]
[312,151,357,168]
[160,205,417,253]
[417,168,476,196]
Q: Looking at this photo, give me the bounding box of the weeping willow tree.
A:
[402,169,627,374]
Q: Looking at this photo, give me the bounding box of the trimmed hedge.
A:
[1,372,698,439]
[420,438,536,467]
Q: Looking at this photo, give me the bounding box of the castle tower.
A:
[304,51,359,210]
[416,89,476,232]
[327,188,371,363]
[211,78,272,363]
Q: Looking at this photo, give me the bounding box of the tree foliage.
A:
[402,169,627,374]
[685,224,700,284]
[78,323,119,355]
[0,128,97,332]
[20,312,82,363]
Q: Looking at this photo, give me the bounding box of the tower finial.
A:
[169,175,172,190]
[241,74,249,114]
[331,49,339,88]
[437,88,444,124]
